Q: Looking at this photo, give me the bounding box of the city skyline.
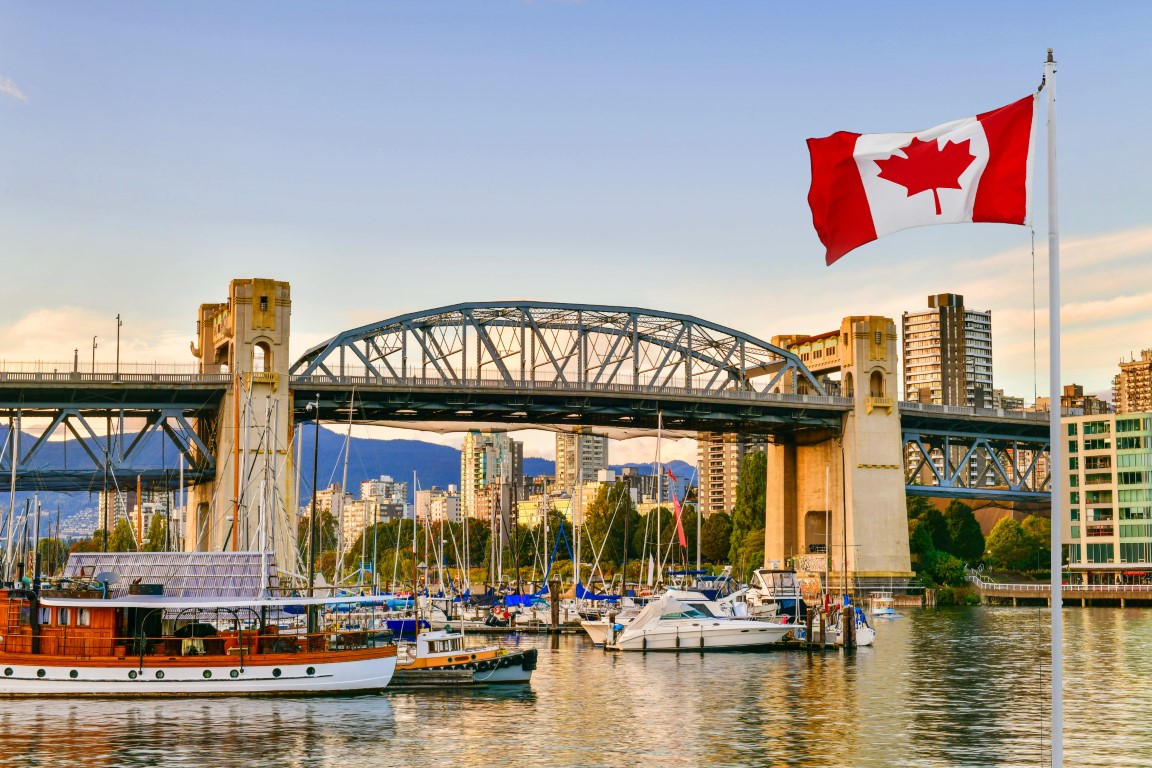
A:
[1,4,1148,462]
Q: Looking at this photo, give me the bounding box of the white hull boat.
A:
[606,595,791,651]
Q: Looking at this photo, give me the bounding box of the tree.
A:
[37,538,68,576]
[908,517,935,569]
[944,500,985,563]
[584,481,640,567]
[907,495,935,520]
[143,514,168,552]
[734,528,766,582]
[729,451,767,565]
[925,551,967,587]
[296,510,339,567]
[984,517,1034,570]
[1020,514,1052,570]
[700,511,733,563]
[107,518,137,552]
[918,507,952,553]
[71,530,109,553]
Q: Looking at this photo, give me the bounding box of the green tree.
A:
[37,538,68,576]
[70,530,109,553]
[142,514,168,552]
[907,495,935,520]
[984,517,1034,570]
[700,511,733,563]
[585,481,641,566]
[944,500,985,563]
[1020,514,1052,570]
[108,518,137,552]
[908,517,936,569]
[729,451,767,565]
[925,551,968,587]
[633,506,673,564]
[734,528,766,582]
[918,507,952,553]
[296,510,339,569]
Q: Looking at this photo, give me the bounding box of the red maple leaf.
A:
[874,136,976,215]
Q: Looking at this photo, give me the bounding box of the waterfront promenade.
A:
[970,572,1152,607]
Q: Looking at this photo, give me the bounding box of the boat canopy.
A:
[576,583,620,602]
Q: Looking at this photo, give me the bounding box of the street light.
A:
[115,314,122,380]
[91,336,97,374]
[305,394,321,637]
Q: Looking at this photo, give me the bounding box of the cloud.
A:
[0,77,27,102]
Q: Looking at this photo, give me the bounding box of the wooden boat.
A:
[0,587,397,696]
[392,629,536,685]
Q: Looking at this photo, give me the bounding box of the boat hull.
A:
[395,647,536,684]
[0,650,397,696]
[610,623,791,651]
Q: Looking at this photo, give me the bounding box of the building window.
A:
[1068,423,1078,436]
[1070,526,1080,539]
[259,296,269,312]
[1083,421,1111,435]
[1069,457,1079,470]
[1086,543,1114,563]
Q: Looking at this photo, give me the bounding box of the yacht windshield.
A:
[661,606,709,620]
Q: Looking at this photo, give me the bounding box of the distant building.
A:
[1062,411,1152,580]
[360,475,408,523]
[415,486,462,525]
[460,431,523,547]
[697,432,766,516]
[902,293,993,407]
[97,488,178,545]
[555,433,609,489]
[1113,350,1152,414]
[1035,384,1111,416]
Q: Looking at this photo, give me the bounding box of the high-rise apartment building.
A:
[1062,411,1152,578]
[1113,350,1152,414]
[415,487,462,525]
[555,433,609,489]
[697,432,766,516]
[902,293,993,407]
[460,431,523,520]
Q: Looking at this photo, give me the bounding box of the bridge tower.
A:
[189,279,297,572]
[764,316,913,589]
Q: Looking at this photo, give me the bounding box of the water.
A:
[0,607,1148,768]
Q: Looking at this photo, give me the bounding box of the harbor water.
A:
[0,606,1148,767]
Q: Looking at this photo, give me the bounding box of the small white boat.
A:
[606,594,791,651]
[869,591,898,617]
[798,605,876,647]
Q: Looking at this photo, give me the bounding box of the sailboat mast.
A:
[655,411,662,584]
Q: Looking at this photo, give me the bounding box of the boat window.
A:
[38,607,51,624]
[661,606,709,620]
[77,609,91,627]
[58,608,71,626]
[685,603,718,618]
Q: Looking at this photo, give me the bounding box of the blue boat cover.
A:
[575,583,620,602]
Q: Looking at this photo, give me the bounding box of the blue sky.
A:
[1,2,1149,461]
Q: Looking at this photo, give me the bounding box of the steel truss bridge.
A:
[0,302,1052,501]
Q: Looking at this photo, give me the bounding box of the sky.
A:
[1,1,1149,464]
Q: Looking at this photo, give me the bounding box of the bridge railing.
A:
[288,373,857,406]
[899,400,1049,422]
[968,571,1149,593]
[0,370,232,384]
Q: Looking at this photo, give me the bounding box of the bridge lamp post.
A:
[115,314,122,380]
[305,395,321,636]
[91,336,97,374]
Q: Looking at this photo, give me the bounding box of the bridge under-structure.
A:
[0,279,1052,585]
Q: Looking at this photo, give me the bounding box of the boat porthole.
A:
[36,669,45,678]
[69,670,78,679]
[306,667,315,676]
[203,670,212,678]
[230,670,239,679]
[3,668,11,677]
[155,670,165,679]
[470,654,476,660]
[273,668,282,678]
[128,670,138,680]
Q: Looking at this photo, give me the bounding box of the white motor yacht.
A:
[606,594,792,651]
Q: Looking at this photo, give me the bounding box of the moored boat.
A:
[392,630,536,684]
[0,551,398,696]
[606,594,792,651]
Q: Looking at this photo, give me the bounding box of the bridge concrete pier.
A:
[189,279,297,573]
[764,316,913,589]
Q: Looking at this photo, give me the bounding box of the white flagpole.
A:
[1044,47,1063,768]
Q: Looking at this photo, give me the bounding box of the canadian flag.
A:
[807,95,1037,265]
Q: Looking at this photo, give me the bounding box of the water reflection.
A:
[0,609,1149,767]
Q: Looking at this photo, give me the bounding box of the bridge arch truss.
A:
[291,302,826,397]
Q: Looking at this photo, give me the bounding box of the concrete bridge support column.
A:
[764,316,913,591]
[189,279,298,575]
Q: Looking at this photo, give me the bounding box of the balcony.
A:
[866,396,894,414]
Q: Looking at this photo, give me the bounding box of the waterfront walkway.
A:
[968,571,1152,606]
